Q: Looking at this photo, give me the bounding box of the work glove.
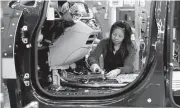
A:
[106,69,121,79]
[90,64,102,73]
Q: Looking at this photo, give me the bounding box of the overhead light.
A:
[97,2,102,6]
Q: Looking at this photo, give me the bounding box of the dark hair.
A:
[109,20,133,60]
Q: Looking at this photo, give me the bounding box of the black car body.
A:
[1,0,180,108]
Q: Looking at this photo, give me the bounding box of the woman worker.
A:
[88,20,137,79]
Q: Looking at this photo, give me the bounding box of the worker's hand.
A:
[90,64,101,73]
[106,69,121,79]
